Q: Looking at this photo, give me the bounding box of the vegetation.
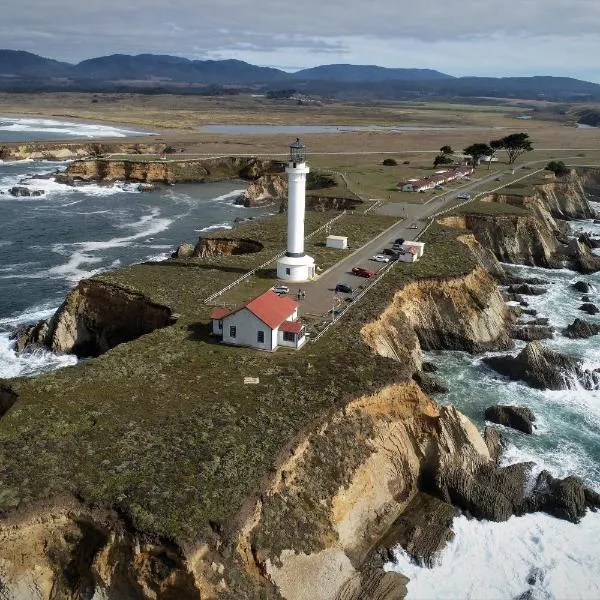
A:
[545,160,570,177]
[433,153,454,167]
[497,133,534,164]
[464,142,492,166]
[382,158,398,166]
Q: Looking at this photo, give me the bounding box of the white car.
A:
[372,254,390,263]
[272,285,289,295]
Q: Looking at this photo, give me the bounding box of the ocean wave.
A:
[0,331,77,379]
[0,117,153,138]
[211,189,245,205]
[387,511,600,600]
[194,223,233,233]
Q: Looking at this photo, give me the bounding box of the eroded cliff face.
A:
[0,507,228,600]
[238,382,490,600]
[56,157,278,185]
[190,237,264,259]
[239,174,288,207]
[0,142,165,162]
[362,265,512,362]
[15,280,176,357]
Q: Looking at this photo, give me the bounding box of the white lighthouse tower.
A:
[276,138,316,282]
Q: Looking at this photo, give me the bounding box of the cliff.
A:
[55,156,279,185]
[439,172,600,272]
[14,279,176,357]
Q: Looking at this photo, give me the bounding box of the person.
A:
[301,290,306,299]
[297,289,302,300]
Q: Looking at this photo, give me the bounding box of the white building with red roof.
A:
[210,290,306,351]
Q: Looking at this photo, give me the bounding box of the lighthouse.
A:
[276,138,316,282]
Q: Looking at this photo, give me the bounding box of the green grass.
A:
[451,200,531,217]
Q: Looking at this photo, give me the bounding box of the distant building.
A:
[398,165,473,192]
[210,290,306,351]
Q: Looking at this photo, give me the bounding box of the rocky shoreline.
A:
[0,168,599,599]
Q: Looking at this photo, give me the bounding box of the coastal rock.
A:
[483,341,600,390]
[137,182,157,192]
[19,280,177,357]
[571,281,592,294]
[483,426,504,463]
[412,372,448,394]
[0,383,18,419]
[238,173,287,207]
[525,471,600,523]
[579,302,599,315]
[563,318,600,339]
[171,242,195,259]
[509,324,554,342]
[421,361,438,373]
[192,237,264,258]
[8,185,44,197]
[484,405,536,434]
[506,284,547,296]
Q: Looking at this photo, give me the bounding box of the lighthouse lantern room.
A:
[276,138,316,282]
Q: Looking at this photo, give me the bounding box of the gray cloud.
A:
[1,0,599,80]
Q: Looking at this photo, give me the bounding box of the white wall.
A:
[222,309,273,351]
[212,319,223,336]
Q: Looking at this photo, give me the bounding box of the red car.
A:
[352,266,374,278]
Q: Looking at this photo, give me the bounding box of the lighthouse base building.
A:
[276,253,315,282]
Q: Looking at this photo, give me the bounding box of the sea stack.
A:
[276,138,316,281]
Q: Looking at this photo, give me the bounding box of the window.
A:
[229,326,237,338]
[257,330,265,343]
[285,268,291,275]
[283,331,295,342]
[218,320,223,330]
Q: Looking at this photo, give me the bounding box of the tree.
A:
[463,143,492,167]
[433,154,453,167]
[487,138,504,169]
[494,133,533,165]
[440,145,453,155]
[382,158,398,166]
[546,161,570,177]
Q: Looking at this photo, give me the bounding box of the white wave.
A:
[194,223,233,233]
[211,189,245,204]
[0,331,77,379]
[0,241,12,248]
[387,511,600,600]
[144,252,171,263]
[0,117,153,138]
[0,303,57,327]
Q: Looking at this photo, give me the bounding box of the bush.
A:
[403,160,410,165]
[545,161,570,177]
[382,158,398,166]
[163,146,178,154]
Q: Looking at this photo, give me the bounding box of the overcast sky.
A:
[2,0,599,82]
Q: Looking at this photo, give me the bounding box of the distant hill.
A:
[1,49,600,101]
[292,64,452,82]
[0,49,71,77]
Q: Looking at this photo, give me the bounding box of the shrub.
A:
[403,160,410,165]
[382,158,398,166]
[163,146,178,154]
[545,161,570,177]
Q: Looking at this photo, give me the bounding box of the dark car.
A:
[394,238,405,246]
[335,283,353,293]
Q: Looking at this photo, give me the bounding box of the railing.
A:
[203,211,347,304]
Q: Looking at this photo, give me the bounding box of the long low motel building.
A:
[399,165,473,192]
[211,290,306,351]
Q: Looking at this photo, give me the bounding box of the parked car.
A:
[457,192,471,200]
[351,266,375,278]
[394,238,405,246]
[371,254,391,263]
[272,284,289,295]
[408,224,419,229]
[335,283,353,293]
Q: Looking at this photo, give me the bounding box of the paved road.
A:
[295,169,509,319]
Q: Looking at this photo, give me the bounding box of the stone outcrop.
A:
[239,173,287,207]
[483,341,600,390]
[172,242,195,259]
[483,426,504,463]
[508,323,554,341]
[192,237,264,258]
[8,185,44,197]
[0,383,17,419]
[362,266,512,370]
[484,405,536,434]
[14,280,176,357]
[56,156,279,186]
[572,280,592,293]
[563,318,600,339]
[579,302,599,315]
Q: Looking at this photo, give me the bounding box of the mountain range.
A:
[1,49,599,101]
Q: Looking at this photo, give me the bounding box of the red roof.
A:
[211,307,232,320]
[279,320,303,333]
[212,290,298,330]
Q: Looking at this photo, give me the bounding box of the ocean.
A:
[0,117,273,378]
[387,220,600,598]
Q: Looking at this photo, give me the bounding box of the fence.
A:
[203,211,347,304]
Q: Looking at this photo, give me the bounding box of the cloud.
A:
[0,0,598,81]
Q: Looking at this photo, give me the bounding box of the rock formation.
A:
[8,185,44,197]
[483,341,600,390]
[563,318,600,339]
[15,280,176,357]
[238,173,287,207]
[484,405,536,434]
[192,237,264,258]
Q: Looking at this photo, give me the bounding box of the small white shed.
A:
[402,241,425,258]
[326,235,348,249]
